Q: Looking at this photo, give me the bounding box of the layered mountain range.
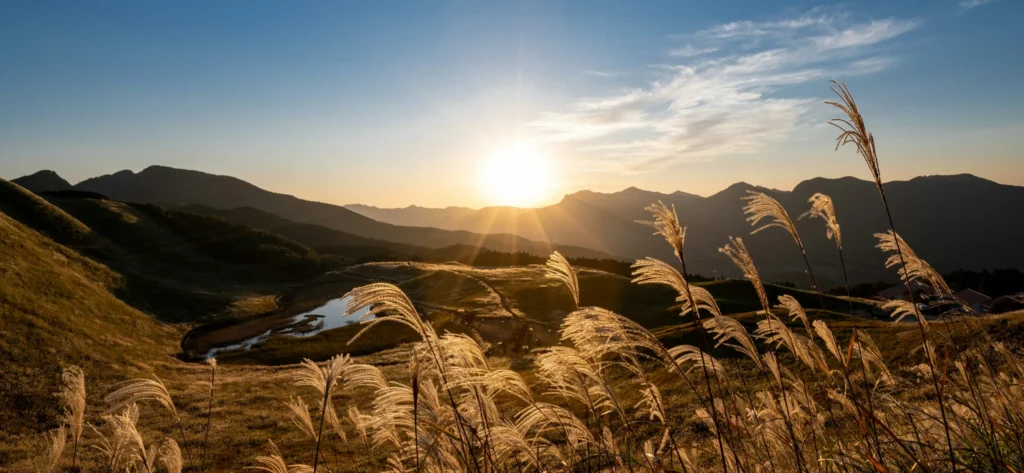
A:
[12,167,607,260]
[347,174,1024,288]
[12,167,1023,288]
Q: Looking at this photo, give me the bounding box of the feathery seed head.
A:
[285,396,319,442]
[813,320,844,367]
[776,295,812,338]
[703,316,763,370]
[743,190,802,247]
[159,438,183,473]
[545,251,579,307]
[637,201,686,262]
[884,299,927,328]
[248,440,313,473]
[800,193,842,249]
[667,345,727,379]
[631,257,719,317]
[827,80,882,192]
[104,376,177,417]
[92,404,140,473]
[344,283,433,344]
[345,363,389,392]
[60,366,86,447]
[719,236,769,313]
[32,426,67,473]
[294,354,351,398]
[875,230,952,296]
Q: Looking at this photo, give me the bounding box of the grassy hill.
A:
[0,179,344,322]
[0,209,180,438]
[211,261,882,365]
[5,182,1024,472]
[182,204,644,273]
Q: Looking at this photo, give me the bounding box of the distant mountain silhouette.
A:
[12,170,71,192]
[58,165,610,259]
[180,204,423,257]
[347,174,1024,288]
[181,204,614,268]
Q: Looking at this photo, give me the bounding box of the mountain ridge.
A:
[14,165,612,260]
[12,167,1023,287]
[341,173,1024,287]
[11,170,72,192]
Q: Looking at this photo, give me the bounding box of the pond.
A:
[203,296,372,358]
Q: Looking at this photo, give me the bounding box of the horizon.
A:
[11,164,1010,211]
[2,1,1023,208]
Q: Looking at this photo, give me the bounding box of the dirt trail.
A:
[446,269,519,318]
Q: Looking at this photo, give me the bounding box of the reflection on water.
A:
[207,296,372,357]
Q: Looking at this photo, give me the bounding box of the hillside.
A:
[0,206,180,438]
[180,204,423,259]
[67,165,611,259]
[0,179,339,321]
[180,204,631,269]
[347,174,1024,288]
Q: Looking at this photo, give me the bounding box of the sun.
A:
[478,142,554,207]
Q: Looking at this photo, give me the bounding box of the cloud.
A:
[669,45,719,57]
[959,0,993,10]
[584,70,624,78]
[530,9,919,173]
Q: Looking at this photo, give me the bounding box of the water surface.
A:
[206,296,372,357]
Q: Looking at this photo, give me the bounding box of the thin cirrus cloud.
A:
[669,45,719,57]
[959,0,993,10]
[584,70,625,77]
[529,10,920,173]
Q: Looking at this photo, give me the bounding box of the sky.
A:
[1,0,1022,208]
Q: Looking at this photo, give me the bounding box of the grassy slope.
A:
[4,193,1024,471]
[0,210,180,438]
[1,178,342,322]
[217,262,882,365]
[6,178,1024,471]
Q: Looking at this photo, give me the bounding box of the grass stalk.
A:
[200,359,217,473]
[879,189,958,471]
[311,387,330,473]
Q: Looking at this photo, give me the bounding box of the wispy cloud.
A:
[584,70,624,78]
[669,45,718,57]
[530,9,920,173]
[959,0,994,10]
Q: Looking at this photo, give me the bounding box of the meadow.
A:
[7,81,1024,473]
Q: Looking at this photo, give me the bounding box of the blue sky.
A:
[1,0,1021,207]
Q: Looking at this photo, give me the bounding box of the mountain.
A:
[11,170,71,192]
[66,165,610,259]
[346,174,1024,288]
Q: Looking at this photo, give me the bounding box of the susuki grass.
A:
[18,81,1024,473]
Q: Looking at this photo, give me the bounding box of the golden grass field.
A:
[5,82,1024,473]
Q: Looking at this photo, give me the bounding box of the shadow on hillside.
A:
[0,181,336,323]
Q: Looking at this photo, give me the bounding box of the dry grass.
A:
[6,80,1024,473]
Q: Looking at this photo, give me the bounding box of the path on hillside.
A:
[337,263,519,319]
[446,269,519,319]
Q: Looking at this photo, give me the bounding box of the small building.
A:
[877,280,932,301]
[988,293,1024,314]
[953,289,991,313]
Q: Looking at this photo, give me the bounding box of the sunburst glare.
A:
[478,142,555,207]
